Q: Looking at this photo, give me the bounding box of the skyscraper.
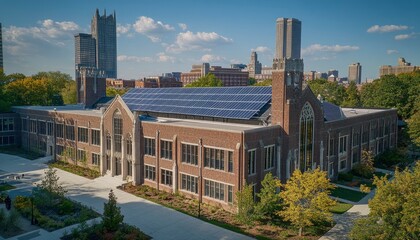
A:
[248,51,262,78]
[91,9,117,78]
[0,23,3,72]
[348,63,362,84]
[75,33,96,69]
[275,18,301,59]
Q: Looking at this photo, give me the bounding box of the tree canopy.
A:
[350,162,420,240]
[185,73,223,87]
[307,79,346,106]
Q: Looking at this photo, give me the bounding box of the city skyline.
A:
[1,0,419,80]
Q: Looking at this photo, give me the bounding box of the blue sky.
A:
[1,0,419,81]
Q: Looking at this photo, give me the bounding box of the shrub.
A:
[3,209,20,231]
[338,172,353,182]
[375,149,408,168]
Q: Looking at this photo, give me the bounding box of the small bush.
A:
[338,172,353,182]
[375,149,408,168]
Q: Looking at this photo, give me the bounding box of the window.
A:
[370,125,377,141]
[339,159,346,171]
[328,138,334,156]
[228,185,233,204]
[339,136,348,155]
[126,138,132,156]
[0,118,14,132]
[56,123,64,138]
[91,129,100,146]
[353,132,360,147]
[47,122,53,136]
[181,174,198,193]
[182,143,198,165]
[0,136,15,146]
[228,151,234,173]
[299,102,314,172]
[160,140,172,160]
[38,121,46,135]
[362,129,369,143]
[328,162,334,177]
[106,134,111,150]
[56,145,64,156]
[65,125,75,141]
[161,169,172,186]
[248,149,256,175]
[264,145,275,170]
[204,179,227,202]
[92,153,100,165]
[352,151,359,165]
[127,160,132,176]
[30,120,37,133]
[204,147,225,171]
[78,127,88,143]
[144,138,155,156]
[113,110,122,153]
[145,165,156,181]
[77,149,86,161]
[22,119,28,132]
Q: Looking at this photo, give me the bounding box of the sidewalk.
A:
[0,153,253,240]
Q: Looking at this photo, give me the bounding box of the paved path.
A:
[319,168,394,240]
[0,153,252,240]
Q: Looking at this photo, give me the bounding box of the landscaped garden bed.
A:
[121,184,331,240]
[337,171,391,189]
[330,187,367,202]
[49,160,100,179]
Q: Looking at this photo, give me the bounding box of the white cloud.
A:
[117,55,154,63]
[302,44,360,56]
[386,49,399,54]
[156,52,175,63]
[166,31,233,53]
[3,19,80,56]
[132,16,174,42]
[117,24,131,36]
[178,23,188,31]
[367,24,408,33]
[200,54,225,63]
[394,33,415,40]
[251,46,270,53]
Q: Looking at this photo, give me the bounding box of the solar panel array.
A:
[122,86,272,120]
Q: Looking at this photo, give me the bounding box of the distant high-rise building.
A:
[76,67,106,108]
[379,57,419,77]
[348,63,362,84]
[328,69,339,78]
[275,18,301,59]
[248,51,262,78]
[91,9,117,78]
[75,33,96,69]
[0,23,3,72]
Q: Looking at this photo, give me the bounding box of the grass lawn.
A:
[0,184,16,192]
[330,202,353,214]
[330,187,367,202]
[49,161,100,179]
[0,147,43,160]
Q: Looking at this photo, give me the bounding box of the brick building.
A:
[2,58,397,211]
[106,78,136,89]
[135,76,182,88]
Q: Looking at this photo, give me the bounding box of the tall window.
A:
[106,133,111,150]
[78,127,88,143]
[248,149,256,175]
[264,145,275,170]
[299,102,314,172]
[22,119,28,132]
[145,165,156,181]
[181,174,198,194]
[339,136,348,155]
[66,125,75,141]
[126,137,133,156]
[204,147,225,171]
[160,140,172,160]
[182,143,198,165]
[352,132,360,147]
[204,179,227,202]
[38,121,46,135]
[161,169,173,186]
[92,153,100,165]
[30,120,37,133]
[228,151,234,173]
[113,110,122,153]
[144,138,155,156]
[91,129,100,146]
[47,122,53,136]
[56,123,64,138]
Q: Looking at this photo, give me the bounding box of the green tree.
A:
[255,172,281,220]
[185,73,223,87]
[342,81,361,107]
[350,162,420,240]
[352,150,375,178]
[407,101,420,146]
[278,168,336,236]
[106,87,128,97]
[254,79,272,86]
[102,189,124,232]
[38,166,66,197]
[308,79,346,105]
[248,78,256,85]
[61,80,77,104]
[235,183,255,226]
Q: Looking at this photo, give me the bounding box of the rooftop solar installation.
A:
[122,86,272,120]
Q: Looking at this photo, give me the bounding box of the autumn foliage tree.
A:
[278,168,336,236]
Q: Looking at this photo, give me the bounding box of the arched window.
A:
[113,110,123,153]
[299,102,314,172]
[106,132,111,151]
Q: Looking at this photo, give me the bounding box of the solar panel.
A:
[122,86,272,120]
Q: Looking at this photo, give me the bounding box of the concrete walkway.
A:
[319,169,394,240]
[0,153,252,240]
